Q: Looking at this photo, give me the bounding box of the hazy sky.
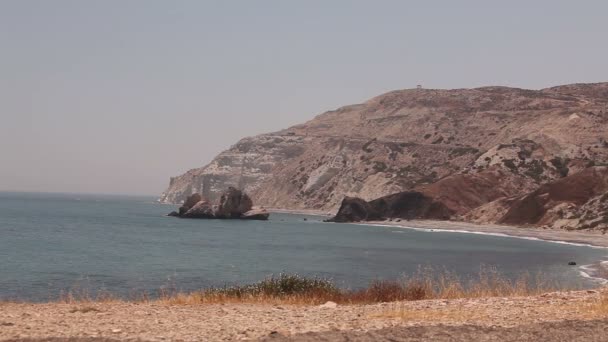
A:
[1,1,607,196]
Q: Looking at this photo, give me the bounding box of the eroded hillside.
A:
[160,83,608,228]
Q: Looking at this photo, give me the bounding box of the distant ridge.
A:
[160,82,608,230]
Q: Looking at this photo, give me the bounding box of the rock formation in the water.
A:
[215,187,254,219]
[160,82,608,230]
[168,187,269,220]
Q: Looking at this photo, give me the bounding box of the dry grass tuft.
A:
[59,288,121,304]
[377,305,489,323]
[156,267,562,306]
[30,267,571,306]
[583,292,608,317]
[69,306,101,313]
[159,273,341,305]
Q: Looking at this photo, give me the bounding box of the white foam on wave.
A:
[579,263,608,285]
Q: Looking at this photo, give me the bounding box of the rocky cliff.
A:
[160,82,608,229]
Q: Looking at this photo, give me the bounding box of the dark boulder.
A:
[327,196,383,222]
[178,193,203,215]
[182,200,215,218]
[215,187,253,218]
[368,191,453,220]
[327,191,453,223]
[167,188,268,220]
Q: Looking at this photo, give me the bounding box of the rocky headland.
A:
[160,82,608,232]
[167,187,269,220]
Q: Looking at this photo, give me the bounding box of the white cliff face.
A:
[158,134,305,204]
[160,83,608,213]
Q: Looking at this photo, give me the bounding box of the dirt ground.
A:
[262,319,608,342]
[1,289,607,341]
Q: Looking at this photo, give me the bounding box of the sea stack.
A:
[168,187,269,220]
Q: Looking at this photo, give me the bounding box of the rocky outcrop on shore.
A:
[328,192,452,223]
[328,166,535,223]
[332,166,608,231]
[160,82,608,230]
[168,187,269,220]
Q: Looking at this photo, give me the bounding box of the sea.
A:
[1,191,606,302]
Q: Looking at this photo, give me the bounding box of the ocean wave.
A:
[579,263,608,285]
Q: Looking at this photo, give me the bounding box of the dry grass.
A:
[58,289,121,304]
[36,267,572,306]
[157,267,562,306]
[379,305,488,323]
[378,289,608,325]
[579,292,608,318]
[69,306,101,313]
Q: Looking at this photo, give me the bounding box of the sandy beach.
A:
[361,219,608,248]
[1,289,606,341]
[269,209,608,249]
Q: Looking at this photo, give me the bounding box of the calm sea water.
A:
[1,192,606,301]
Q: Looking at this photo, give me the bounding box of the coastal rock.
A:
[241,209,270,221]
[216,187,253,218]
[328,197,382,222]
[168,188,267,220]
[328,191,453,223]
[178,193,203,215]
[182,200,215,218]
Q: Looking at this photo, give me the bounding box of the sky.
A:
[1,1,607,196]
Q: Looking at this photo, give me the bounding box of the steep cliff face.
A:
[160,83,608,217]
[159,134,306,204]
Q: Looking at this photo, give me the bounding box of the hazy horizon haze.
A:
[1,0,607,195]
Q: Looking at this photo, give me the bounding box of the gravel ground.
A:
[0,289,606,341]
[262,320,608,342]
[5,320,608,342]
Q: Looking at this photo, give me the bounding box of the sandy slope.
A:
[1,289,606,341]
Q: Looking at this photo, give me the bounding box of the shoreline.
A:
[360,219,608,285]
[361,219,608,248]
[266,208,608,248]
[266,208,333,216]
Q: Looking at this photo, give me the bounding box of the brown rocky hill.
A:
[465,166,608,231]
[329,166,608,231]
[160,82,608,228]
